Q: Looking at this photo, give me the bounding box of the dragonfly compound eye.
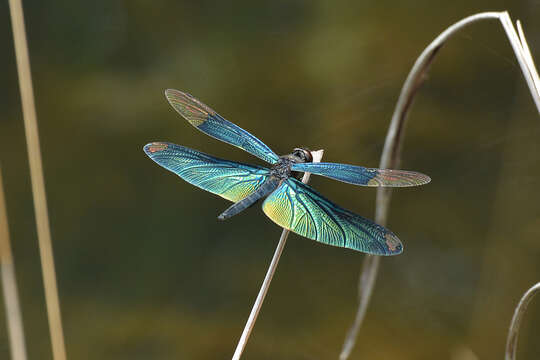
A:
[293,148,312,163]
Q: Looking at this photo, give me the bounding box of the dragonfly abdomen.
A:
[218,176,281,220]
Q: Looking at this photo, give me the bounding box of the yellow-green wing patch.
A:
[262,178,402,255]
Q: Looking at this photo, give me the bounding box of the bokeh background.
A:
[1,0,540,359]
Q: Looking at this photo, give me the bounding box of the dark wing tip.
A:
[164,88,182,99]
[144,142,169,156]
[164,89,214,126]
[415,172,431,185]
[383,232,403,255]
[369,170,431,187]
[164,89,183,107]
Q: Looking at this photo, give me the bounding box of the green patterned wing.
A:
[262,178,402,255]
[144,142,270,202]
[165,89,281,164]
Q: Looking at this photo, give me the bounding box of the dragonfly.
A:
[144,89,430,256]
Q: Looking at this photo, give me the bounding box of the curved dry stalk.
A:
[340,11,540,359]
[339,254,379,360]
[505,282,540,360]
[232,150,324,360]
[0,166,28,360]
[8,1,67,360]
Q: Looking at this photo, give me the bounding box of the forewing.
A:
[262,178,402,255]
[165,89,280,164]
[144,142,270,202]
[291,162,430,187]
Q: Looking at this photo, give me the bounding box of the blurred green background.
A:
[1,0,540,359]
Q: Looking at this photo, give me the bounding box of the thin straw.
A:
[0,166,28,360]
[505,282,540,360]
[8,0,68,359]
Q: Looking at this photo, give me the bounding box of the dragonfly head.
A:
[291,147,313,163]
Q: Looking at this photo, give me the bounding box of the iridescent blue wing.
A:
[291,162,430,187]
[144,142,270,202]
[262,178,402,255]
[165,89,280,164]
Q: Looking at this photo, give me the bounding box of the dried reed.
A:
[8,0,67,359]
[0,167,28,360]
[505,282,540,360]
[340,11,540,359]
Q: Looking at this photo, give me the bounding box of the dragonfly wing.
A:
[144,142,270,202]
[291,162,430,187]
[262,178,402,255]
[165,89,280,164]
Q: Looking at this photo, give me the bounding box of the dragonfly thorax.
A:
[272,148,313,180]
[271,159,294,180]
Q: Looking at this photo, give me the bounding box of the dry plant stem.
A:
[516,22,540,100]
[505,282,540,360]
[8,1,67,360]
[340,11,540,360]
[0,167,28,360]
[500,18,540,112]
[339,254,379,360]
[232,150,324,360]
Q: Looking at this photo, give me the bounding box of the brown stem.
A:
[8,0,67,359]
